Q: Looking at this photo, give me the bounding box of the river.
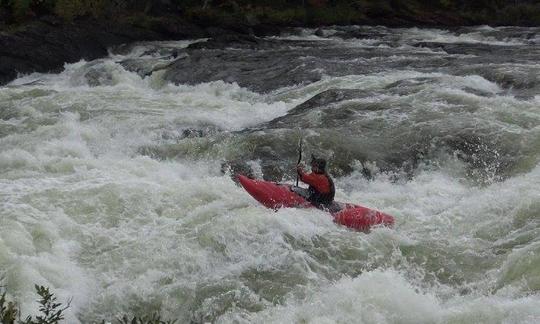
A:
[1,26,539,323]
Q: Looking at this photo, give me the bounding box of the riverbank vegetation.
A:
[0,285,176,324]
[1,285,69,324]
[1,0,539,28]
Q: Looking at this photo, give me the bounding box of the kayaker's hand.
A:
[296,163,305,175]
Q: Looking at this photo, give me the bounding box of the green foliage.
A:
[122,13,160,29]
[2,0,55,21]
[11,0,32,19]
[256,7,306,25]
[21,285,70,324]
[53,0,97,20]
[1,285,179,324]
[0,291,19,324]
[1,285,69,324]
[2,0,540,29]
[116,313,177,324]
[53,0,78,19]
[439,0,454,9]
[497,3,540,25]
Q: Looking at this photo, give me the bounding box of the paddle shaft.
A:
[295,138,303,186]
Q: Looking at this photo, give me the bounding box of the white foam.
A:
[400,27,527,46]
[1,29,539,323]
[220,269,540,323]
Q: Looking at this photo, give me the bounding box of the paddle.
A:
[295,136,303,186]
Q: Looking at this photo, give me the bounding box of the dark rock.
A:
[182,128,205,138]
[0,19,142,84]
[187,33,263,50]
[82,63,115,87]
[166,37,396,92]
[226,85,520,181]
[221,160,255,183]
[147,18,206,39]
[164,43,324,92]
[39,15,62,26]
[0,13,286,86]
[0,17,207,85]
[251,24,282,37]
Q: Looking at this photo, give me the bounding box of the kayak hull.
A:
[237,175,394,231]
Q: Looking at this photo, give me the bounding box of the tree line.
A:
[0,1,539,33]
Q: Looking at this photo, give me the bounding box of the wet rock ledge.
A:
[0,16,275,85]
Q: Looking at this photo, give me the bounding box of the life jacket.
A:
[307,173,335,208]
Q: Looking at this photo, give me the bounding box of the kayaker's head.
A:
[310,154,326,174]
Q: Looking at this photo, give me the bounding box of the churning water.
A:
[1,26,539,323]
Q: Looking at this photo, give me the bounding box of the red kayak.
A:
[237,175,394,231]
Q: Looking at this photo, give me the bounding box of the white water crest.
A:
[1,26,539,323]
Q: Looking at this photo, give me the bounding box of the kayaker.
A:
[294,155,335,209]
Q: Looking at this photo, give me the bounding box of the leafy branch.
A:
[1,284,177,324]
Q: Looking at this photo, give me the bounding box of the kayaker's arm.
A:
[297,167,317,187]
[297,166,332,194]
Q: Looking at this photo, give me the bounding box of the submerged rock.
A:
[225,86,524,182]
[163,42,324,93]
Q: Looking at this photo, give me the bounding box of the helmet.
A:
[310,154,327,172]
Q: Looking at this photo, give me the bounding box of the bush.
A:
[116,313,177,324]
[11,0,31,19]
[0,289,19,324]
[0,284,178,324]
[53,0,108,20]
[498,4,540,25]
[0,284,69,324]
[2,1,540,35]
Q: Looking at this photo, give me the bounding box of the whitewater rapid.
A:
[1,26,539,323]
